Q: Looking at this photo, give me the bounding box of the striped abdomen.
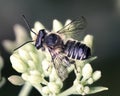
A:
[64,40,91,60]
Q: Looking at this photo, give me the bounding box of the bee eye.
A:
[45,34,58,47]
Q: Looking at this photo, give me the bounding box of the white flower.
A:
[4,18,108,96]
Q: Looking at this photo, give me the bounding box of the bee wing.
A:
[57,16,87,40]
[53,54,69,81]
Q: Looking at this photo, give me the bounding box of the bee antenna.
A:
[13,40,34,51]
[22,15,37,35]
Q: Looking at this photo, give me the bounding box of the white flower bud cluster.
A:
[82,63,101,84]
[5,19,108,96]
[7,23,62,96]
[9,41,64,95]
[9,43,45,85]
[73,63,102,95]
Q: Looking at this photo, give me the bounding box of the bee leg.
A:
[48,48,56,62]
[67,59,78,73]
[66,59,78,73]
[69,60,75,64]
[63,56,72,67]
[75,53,85,73]
[74,63,79,73]
[50,56,56,68]
[41,47,45,51]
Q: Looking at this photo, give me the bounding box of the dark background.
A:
[0,0,120,96]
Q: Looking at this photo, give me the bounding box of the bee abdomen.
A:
[64,40,91,60]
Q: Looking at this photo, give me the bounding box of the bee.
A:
[14,15,91,81]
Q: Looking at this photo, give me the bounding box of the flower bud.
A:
[55,78,63,89]
[18,48,31,61]
[28,60,36,70]
[31,21,45,40]
[87,78,94,84]
[48,82,60,94]
[82,64,93,80]
[29,51,40,65]
[14,24,29,43]
[84,86,90,94]
[92,71,101,81]
[53,19,63,32]
[76,84,83,94]
[21,72,29,81]
[83,34,93,49]
[65,19,71,25]
[10,54,28,73]
[2,40,15,52]
[29,70,43,84]
[23,43,35,52]
[8,75,25,86]
[34,21,45,33]
[42,86,50,95]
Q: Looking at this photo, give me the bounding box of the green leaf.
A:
[83,56,97,64]
[89,86,108,94]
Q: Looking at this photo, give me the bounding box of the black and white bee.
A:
[14,15,91,81]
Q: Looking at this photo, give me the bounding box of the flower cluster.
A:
[3,19,108,96]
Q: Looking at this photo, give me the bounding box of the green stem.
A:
[0,77,5,88]
[0,71,1,80]
[18,82,32,96]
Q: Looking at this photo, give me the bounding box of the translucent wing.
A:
[52,53,69,81]
[57,16,87,40]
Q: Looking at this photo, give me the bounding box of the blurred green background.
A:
[0,0,120,96]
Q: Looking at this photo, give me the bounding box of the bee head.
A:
[35,29,46,49]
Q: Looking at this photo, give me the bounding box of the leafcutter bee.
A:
[14,15,91,81]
